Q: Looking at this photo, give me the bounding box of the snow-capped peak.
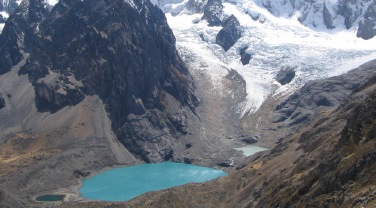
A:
[154,0,376,117]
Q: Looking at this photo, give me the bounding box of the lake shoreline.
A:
[32,161,230,203]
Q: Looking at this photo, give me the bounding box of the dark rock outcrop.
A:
[33,81,84,113]
[217,161,232,167]
[0,0,49,74]
[239,46,252,65]
[357,1,376,40]
[237,135,258,144]
[0,14,6,23]
[323,3,335,29]
[275,66,295,85]
[73,170,91,178]
[201,0,225,26]
[14,0,198,162]
[216,15,241,51]
[0,94,5,109]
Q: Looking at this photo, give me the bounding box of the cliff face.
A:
[12,0,198,162]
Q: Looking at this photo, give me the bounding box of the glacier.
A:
[153,0,376,117]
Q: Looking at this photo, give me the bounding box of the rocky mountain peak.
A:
[0,0,199,162]
[0,0,49,74]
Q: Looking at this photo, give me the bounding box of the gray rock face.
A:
[273,60,376,131]
[357,1,376,40]
[216,15,241,51]
[1,0,198,162]
[275,67,296,85]
[0,0,49,74]
[201,0,225,26]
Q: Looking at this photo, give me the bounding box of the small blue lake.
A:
[235,145,268,157]
[79,162,227,201]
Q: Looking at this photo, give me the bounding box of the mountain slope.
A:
[1,0,376,207]
[0,0,210,207]
[121,58,376,208]
[18,0,200,163]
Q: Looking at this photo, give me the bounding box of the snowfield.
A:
[158,0,376,117]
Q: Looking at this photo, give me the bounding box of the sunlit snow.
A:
[46,0,58,5]
[0,11,9,18]
[162,0,376,117]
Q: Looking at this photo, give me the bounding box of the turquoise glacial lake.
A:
[79,162,227,201]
